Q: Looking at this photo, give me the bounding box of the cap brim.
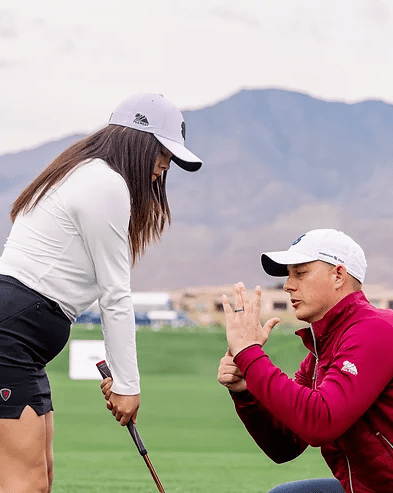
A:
[155,135,202,172]
[261,251,318,276]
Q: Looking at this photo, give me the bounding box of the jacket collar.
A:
[296,291,369,352]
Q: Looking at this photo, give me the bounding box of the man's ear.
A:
[334,264,347,289]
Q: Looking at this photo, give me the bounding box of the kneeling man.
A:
[218,229,393,493]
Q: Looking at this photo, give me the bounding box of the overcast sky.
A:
[1,0,392,154]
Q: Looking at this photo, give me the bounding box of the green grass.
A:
[47,325,332,492]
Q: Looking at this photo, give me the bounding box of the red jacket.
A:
[232,291,393,492]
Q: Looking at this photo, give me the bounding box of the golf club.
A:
[96,360,166,493]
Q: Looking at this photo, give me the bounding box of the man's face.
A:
[284,261,338,323]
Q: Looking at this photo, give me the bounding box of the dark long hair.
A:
[10,125,171,265]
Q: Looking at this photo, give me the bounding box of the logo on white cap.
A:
[133,113,149,126]
[292,234,306,246]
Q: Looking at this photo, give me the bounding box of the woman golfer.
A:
[0,93,202,493]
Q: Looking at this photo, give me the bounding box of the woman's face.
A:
[152,147,172,181]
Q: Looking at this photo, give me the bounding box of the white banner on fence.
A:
[69,339,105,380]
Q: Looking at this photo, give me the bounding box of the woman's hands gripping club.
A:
[98,362,140,426]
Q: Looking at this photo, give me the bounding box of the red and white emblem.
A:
[0,388,11,401]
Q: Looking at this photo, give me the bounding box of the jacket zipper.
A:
[345,455,355,493]
[310,326,355,492]
[310,324,370,493]
[343,433,392,493]
[376,431,393,450]
[310,324,319,389]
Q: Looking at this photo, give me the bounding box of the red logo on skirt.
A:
[0,389,11,401]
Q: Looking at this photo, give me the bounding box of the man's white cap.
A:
[261,229,367,283]
[109,93,202,172]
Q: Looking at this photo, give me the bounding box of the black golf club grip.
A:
[96,360,147,456]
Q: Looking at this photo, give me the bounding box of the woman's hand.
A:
[108,393,140,426]
[100,377,140,425]
[100,377,113,401]
[222,282,280,356]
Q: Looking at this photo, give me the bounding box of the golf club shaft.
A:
[96,360,166,493]
[144,455,166,493]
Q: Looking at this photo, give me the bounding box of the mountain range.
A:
[1,88,393,290]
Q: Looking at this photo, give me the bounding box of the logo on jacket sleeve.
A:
[341,361,358,376]
[0,388,11,401]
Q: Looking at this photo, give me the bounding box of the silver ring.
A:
[234,308,244,313]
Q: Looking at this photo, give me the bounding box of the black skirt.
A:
[0,274,71,418]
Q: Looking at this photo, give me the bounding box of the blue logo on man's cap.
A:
[292,234,306,246]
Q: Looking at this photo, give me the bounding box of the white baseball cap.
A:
[261,229,367,283]
[109,93,202,172]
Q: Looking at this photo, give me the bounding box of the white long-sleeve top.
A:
[0,159,140,395]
